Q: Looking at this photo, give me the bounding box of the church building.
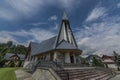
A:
[25,13,82,64]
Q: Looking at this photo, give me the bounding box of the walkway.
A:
[15,69,33,80]
[110,74,120,80]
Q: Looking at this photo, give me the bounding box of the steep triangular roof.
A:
[30,36,56,56]
[56,40,78,50]
[55,12,78,48]
[27,12,81,56]
[62,12,68,20]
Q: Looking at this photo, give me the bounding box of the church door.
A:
[70,55,74,63]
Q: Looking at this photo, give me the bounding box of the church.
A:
[25,12,82,64]
[22,13,115,80]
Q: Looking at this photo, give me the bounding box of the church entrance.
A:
[70,55,74,63]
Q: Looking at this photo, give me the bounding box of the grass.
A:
[0,68,18,80]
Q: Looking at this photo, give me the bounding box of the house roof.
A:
[102,55,115,64]
[18,54,25,60]
[5,53,15,60]
[56,40,78,50]
[30,36,56,56]
[30,36,80,56]
[102,55,115,61]
[5,53,25,60]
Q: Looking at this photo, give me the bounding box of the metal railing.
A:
[63,63,89,67]
[35,60,63,70]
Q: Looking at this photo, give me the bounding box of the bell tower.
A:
[55,12,78,48]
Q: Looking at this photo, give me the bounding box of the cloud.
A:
[0,0,42,20]
[57,0,80,10]
[0,28,55,46]
[0,31,18,43]
[5,0,43,15]
[48,15,58,21]
[0,0,80,20]
[53,22,59,30]
[86,7,107,22]
[117,3,120,8]
[76,15,120,55]
[29,22,47,26]
[30,28,55,42]
[0,9,16,20]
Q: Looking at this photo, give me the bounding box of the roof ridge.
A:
[62,11,68,20]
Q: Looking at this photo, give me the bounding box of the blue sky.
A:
[0,0,120,55]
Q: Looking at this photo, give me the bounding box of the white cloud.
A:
[76,16,120,55]
[0,9,16,20]
[117,3,120,8]
[58,0,80,10]
[5,0,43,15]
[30,22,47,26]
[0,0,80,20]
[0,0,42,20]
[52,22,59,31]
[48,15,58,21]
[86,7,107,22]
[0,28,55,46]
[0,32,18,43]
[30,28,55,42]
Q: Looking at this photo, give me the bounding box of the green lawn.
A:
[0,68,18,80]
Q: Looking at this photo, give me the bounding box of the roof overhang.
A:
[34,49,82,57]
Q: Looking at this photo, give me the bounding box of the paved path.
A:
[15,69,33,80]
[110,74,120,80]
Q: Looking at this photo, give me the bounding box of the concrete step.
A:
[91,73,110,80]
[56,68,115,80]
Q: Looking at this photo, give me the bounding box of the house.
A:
[25,12,82,65]
[4,53,25,67]
[102,55,117,68]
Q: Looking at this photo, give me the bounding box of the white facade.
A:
[73,54,76,64]
[53,51,58,62]
[65,53,71,63]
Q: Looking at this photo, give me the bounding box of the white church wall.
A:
[53,51,58,62]
[65,53,70,63]
[73,54,76,64]
[46,54,50,61]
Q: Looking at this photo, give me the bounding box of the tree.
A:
[92,56,104,67]
[0,47,8,67]
[114,51,120,71]
[0,41,27,67]
[7,41,13,48]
